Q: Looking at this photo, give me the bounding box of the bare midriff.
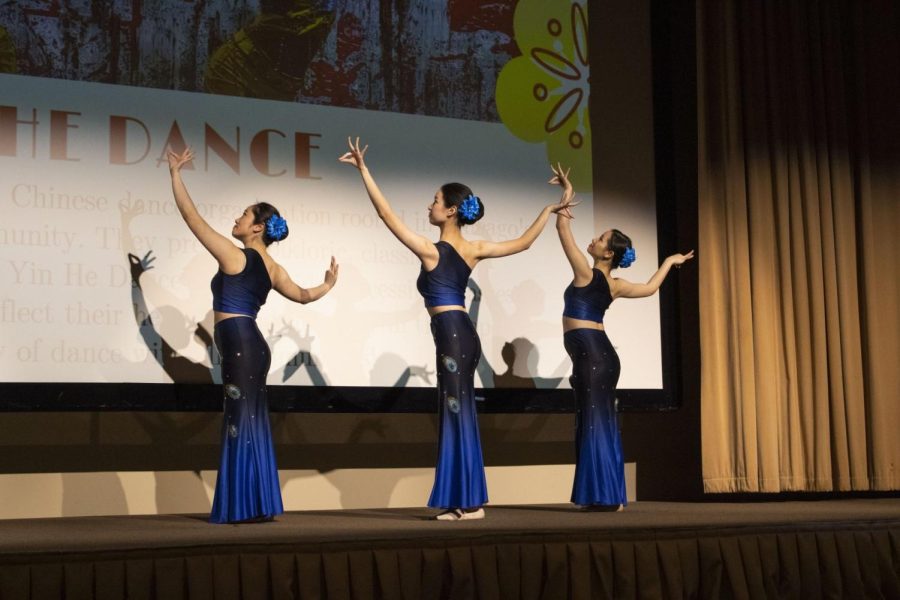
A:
[562,316,605,333]
[427,305,467,318]
[214,311,253,324]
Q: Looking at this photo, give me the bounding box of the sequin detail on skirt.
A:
[427,311,487,509]
[564,329,626,506]
[210,317,284,523]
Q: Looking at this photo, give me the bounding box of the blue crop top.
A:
[563,269,612,323]
[211,248,272,318]
[416,241,471,307]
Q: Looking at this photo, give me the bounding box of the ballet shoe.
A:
[434,508,485,521]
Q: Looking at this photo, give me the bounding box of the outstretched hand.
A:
[549,162,574,196]
[167,147,195,173]
[338,137,369,170]
[408,364,435,385]
[128,250,155,283]
[324,256,339,288]
[119,195,145,223]
[548,163,579,218]
[273,321,316,350]
[669,250,695,268]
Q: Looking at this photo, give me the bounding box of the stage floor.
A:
[3,499,900,554]
[2,499,900,599]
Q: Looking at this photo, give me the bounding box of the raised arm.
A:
[552,167,592,285]
[474,163,578,260]
[168,148,243,272]
[556,212,593,284]
[339,138,437,263]
[611,251,694,299]
[272,256,339,304]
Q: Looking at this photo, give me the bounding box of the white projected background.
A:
[0,74,662,389]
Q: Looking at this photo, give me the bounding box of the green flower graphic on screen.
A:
[497,0,590,192]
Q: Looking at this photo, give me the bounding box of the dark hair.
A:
[608,229,633,268]
[440,182,484,227]
[251,202,289,246]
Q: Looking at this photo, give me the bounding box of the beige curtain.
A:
[698,0,900,492]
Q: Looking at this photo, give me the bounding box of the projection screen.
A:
[0,0,665,407]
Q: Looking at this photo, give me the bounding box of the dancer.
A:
[554,185,693,509]
[167,147,338,523]
[339,138,575,520]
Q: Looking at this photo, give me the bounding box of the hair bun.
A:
[618,246,636,268]
[459,194,482,224]
[265,214,289,242]
[440,183,484,227]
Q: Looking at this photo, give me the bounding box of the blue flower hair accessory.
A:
[265,214,288,241]
[618,247,636,269]
[459,194,481,222]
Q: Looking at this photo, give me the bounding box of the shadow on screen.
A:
[468,279,568,390]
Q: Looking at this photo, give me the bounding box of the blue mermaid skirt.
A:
[210,316,284,523]
[427,310,488,509]
[564,328,627,507]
